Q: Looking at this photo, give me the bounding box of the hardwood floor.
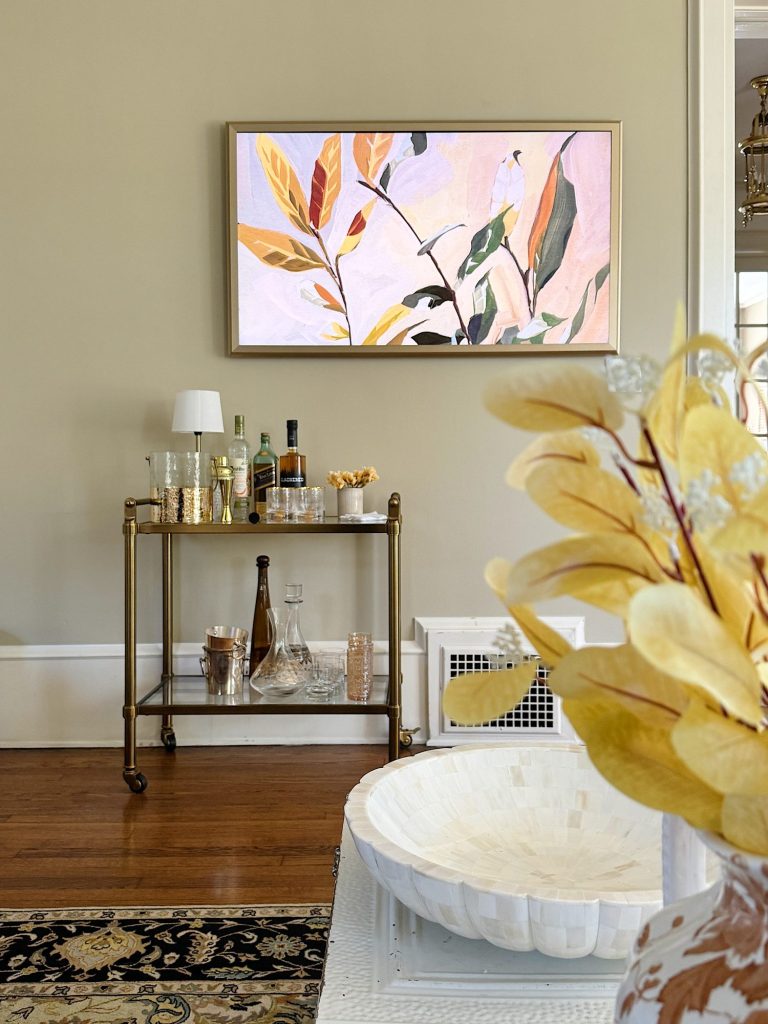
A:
[0,745,401,908]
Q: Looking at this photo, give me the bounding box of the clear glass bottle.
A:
[228,415,252,522]
[249,607,310,696]
[346,632,374,701]
[279,419,307,487]
[285,583,312,664]
[249,555,272,678]
[252,432,279,516]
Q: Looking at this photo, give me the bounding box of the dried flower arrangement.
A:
[327,467,379,489]
[444,312,768,855]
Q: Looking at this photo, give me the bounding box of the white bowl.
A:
[344,743,663,959]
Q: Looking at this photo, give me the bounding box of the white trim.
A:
[688,0,735,340]
[735,5,768,36]
[0,640,424,748]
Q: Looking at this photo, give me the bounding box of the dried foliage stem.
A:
[359,181,470,342]
[641,423,720,617]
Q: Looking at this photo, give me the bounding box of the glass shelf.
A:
[138,517,387,535]
[136,674,390,715]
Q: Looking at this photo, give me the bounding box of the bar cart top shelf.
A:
[137,517,388,535]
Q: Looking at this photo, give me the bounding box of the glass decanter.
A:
[249,607,309,696]
[284,583,312,665]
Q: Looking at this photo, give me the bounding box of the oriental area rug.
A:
[0,903,330,1023]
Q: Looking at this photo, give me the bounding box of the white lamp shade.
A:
[172,390,224,435]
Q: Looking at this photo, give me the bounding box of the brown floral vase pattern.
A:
[616,832,768,1024]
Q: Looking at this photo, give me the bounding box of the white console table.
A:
[317,826,624,1024]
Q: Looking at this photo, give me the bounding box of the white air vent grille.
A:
[446,653,555,731]
[415,617,585,747]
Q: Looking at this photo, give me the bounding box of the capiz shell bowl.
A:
[344,743,663,959]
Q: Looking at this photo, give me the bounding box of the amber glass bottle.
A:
[249,555,272,677]
[279,419,307,487]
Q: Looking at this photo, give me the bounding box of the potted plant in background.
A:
[444,312,768,1022]
[327,466,379,516]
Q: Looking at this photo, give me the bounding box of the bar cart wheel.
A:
[399,726,420,749]
[161,728,176,752]
[123,771,148,793]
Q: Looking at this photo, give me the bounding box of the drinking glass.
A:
[306,652,344,701]
[266,487,288,522]
[298,486,325,522]
[346,632,374,701]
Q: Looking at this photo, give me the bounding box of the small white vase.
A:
[616,830,768,1023]
[337,487,364,516]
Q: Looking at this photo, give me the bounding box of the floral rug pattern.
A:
[0,904,330,1023]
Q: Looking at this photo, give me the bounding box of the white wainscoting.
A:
[0,642,426,748]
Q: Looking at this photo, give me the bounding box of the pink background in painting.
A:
[235,130,613,348]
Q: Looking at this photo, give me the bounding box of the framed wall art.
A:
[227,122,621,356]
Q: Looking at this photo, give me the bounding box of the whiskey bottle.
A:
[249,554,272,677]
[228,415,252,522]
[279,419,307,487]
[252,432,279,515]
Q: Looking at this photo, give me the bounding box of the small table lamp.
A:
[172,390,224,453]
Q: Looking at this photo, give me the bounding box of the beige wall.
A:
[0,0,687,646]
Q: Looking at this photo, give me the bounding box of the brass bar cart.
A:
[122,493,403,792]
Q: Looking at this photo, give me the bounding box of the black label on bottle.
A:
[253,464,276,490]
[280,473,306,487]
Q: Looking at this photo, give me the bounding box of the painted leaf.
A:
[352,132,394,184]
[505,533,666,615]
[517,316,551,340]
[722,793,768,855]
[564,697,723,832]
[387,319,426,346]
[457,209,509,281]
[563,280,591,344]
[549,644,688,728]
[256,135,312,235]
[322,322,350,342]
[531,159,576,302]
[360,304,409,347]
[485,364,624,433]
[526,461,654,541]
[309,133,342,230]
[417,223,464,256]
[497,327,520,345]
[672,697,768,796]
[595,262,610,293]
[337,201,376,258]
[402,285,453,309]
[468,273,497,345]
[443,662,538,726]
[412,331,453,346]
[508,603,573,667]
[490,151,524,237]
[527,134,576,297]
[238,225,325,273]
[313,282,344,313]
[411,131,428,155]
[506,431,601,490]
[629,583,762,726]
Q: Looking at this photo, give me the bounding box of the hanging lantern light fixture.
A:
[739,75,768,227]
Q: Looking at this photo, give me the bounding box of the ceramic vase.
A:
[616,831,768,1023]
[337,487,363,516]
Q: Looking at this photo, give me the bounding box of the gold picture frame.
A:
[227,121,621,356]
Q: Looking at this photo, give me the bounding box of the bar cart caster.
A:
[123,770,148,793]
[399,726,420,749]
[161,726,177,752]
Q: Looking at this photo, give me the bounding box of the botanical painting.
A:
[227,123,620,354]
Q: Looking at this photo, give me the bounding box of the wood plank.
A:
[0,745,404,907]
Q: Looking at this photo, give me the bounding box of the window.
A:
[736,270,768,443]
